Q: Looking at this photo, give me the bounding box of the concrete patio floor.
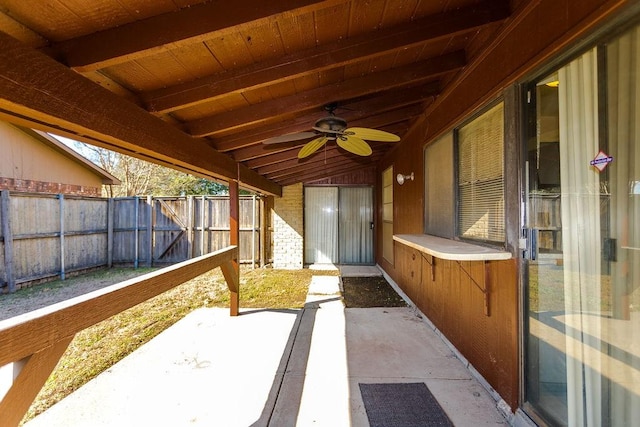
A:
[24,266,510,426]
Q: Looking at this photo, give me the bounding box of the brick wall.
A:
[0,177,100,197]
[272,183,304,269]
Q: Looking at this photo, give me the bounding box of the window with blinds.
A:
[457,102,505,243]
[382,166,394,263]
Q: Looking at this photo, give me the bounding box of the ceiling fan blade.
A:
[346,127,400,142]
[262,131,316,144]
[298,136,328,159]
[337,135,372,156]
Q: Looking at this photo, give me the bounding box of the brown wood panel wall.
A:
[392,242,518,409]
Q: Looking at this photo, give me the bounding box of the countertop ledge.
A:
[393,234,512,261]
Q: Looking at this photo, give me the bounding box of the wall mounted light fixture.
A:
[396,172,414,185]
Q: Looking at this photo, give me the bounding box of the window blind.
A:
[457,102,505,243]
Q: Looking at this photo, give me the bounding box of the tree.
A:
[62,139,229,196]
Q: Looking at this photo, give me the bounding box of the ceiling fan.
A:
[261,104,401,159]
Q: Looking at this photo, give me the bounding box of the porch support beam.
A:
[211,83,438,152]
[228,105,420,162]
[54,0,349,73]
[0,247,239,424]
[226,178,241,316]
[187,51,465,137]
[0,32,281,197]
[0,247,239,367]
[0,337,74,427]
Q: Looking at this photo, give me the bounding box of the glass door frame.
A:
[518,17,640,423]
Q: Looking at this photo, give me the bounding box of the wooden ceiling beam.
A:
[236,143,308,163]
[267,155,382,181]
[277,162,379,186]
[244,147,306,168]
[188,51,465,137]
[241,138,391,171]
[52,0,348,72]
[258,145,372,173]
[0,32,281,197]
[260,149,381,177]
[229,105,421,162]
[143,1,507,114]
[212,83,438,151]
[240,124,404,170]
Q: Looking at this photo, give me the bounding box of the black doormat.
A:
[359,382,453,427]
[342,276,407,308]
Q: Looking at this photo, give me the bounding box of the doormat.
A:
[359,382,453,427]
[342,276,407,308]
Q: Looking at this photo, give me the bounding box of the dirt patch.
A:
[342,276,407,308]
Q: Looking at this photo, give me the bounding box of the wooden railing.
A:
[0,245,239,427]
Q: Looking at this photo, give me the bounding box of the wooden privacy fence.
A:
[0,246,239,427]
[0,191,269,292]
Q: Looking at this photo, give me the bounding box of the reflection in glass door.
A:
[524,26,640,427]
[525,69,569,425]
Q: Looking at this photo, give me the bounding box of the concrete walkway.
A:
[25,266,509,426]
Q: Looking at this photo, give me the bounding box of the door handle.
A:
[522,228,538,260]
[529,229,538,261]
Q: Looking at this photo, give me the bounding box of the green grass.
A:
[19,266,337,424]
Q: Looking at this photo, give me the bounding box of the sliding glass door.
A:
[524,25,640,426]
[304,186,373,265]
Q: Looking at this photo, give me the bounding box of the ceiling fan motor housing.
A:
[314,116,347,132]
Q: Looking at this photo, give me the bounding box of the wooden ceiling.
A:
[0,0,512,195]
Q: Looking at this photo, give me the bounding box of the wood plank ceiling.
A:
[0,0,511,195]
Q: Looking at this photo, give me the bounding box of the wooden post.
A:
[107,198,114,268]
[200,195,206,256]
[1,190,15,292]
[229,179,240,316]
[151,197,157,265]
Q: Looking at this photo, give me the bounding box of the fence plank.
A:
[59,194,65,280]
[1,190,15,292]
[107,198,113,268]
[146,196,153,267]
[134,196,139,269]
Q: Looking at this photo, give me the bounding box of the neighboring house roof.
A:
[16,126,121,186]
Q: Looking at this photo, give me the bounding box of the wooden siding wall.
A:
[376,0,635,412]
[1,192,264,291]
[395,243,518,408]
